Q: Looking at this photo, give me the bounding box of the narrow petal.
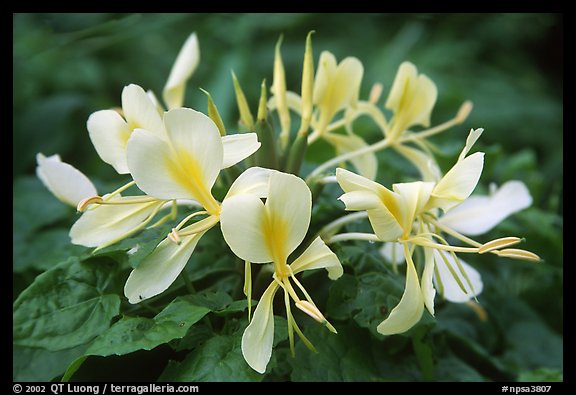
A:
[377,247,424,335]
[326,133,377,180]
[339,190,382,211]
[421,247,436,315]
[428,152,484,213]
[220,194,272,263]
[122,84,164,135]
[36,153,97,207]
[265,172,311,262]
[221,133,261,169]
[439,180,532,235]
[124,225,209,304]
[225,167,274,199]
[242,282,279,374]
[87,110,132,174]
[163,32,200,110]
[70,197,164,248]
[290,236,343,280]
[380,242,405,265]
[433,250,483,303]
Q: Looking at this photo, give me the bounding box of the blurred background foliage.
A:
[13,13,562,381]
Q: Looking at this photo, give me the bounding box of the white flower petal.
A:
[339,190,382,211]
[290,236,343,280]
[124,226,208,304]
[380,242,405,265]
[265,172,311,262]
[242,282,279,374]
[433,250,483,303]
[428,152,484,213]
[225,167,274,199]
[421,247,436,315]
[221,133,261,169]
[163,32,200,110]
[220,194,272,264]
[439,180,532,235]
[377,248,424,335]
[36,153,97,207]
[122,84,164,135]
[87,110,132,174]
[70,197,163,248]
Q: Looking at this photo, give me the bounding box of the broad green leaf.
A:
[86,297,210,357]
[289,323,378,381]
[13,257,120,350]
[433,354,486,382]
[14,228,87,273]
[327,270,405,335]
[159,334,263,382]
[13,344,87,382]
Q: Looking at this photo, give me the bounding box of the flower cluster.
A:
[36,31,540,374]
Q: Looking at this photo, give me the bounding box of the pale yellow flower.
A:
[220,171,342,373]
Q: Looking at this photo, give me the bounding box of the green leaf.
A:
[13,344,88,382]
[327,270,406,336]
[289,323,379,381]
[86,297,210,357]
[14,228,87,273]
[13,257,121,350]
[433,354,486,382]
[159,334,263,382]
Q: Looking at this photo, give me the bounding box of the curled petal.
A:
[242,282,279,374]
[439,180,532,235]
[290,236,343,280]
[163,32,200,110]
[377,247,424,335]
[221,133,261,169]
[36,153,97,207]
